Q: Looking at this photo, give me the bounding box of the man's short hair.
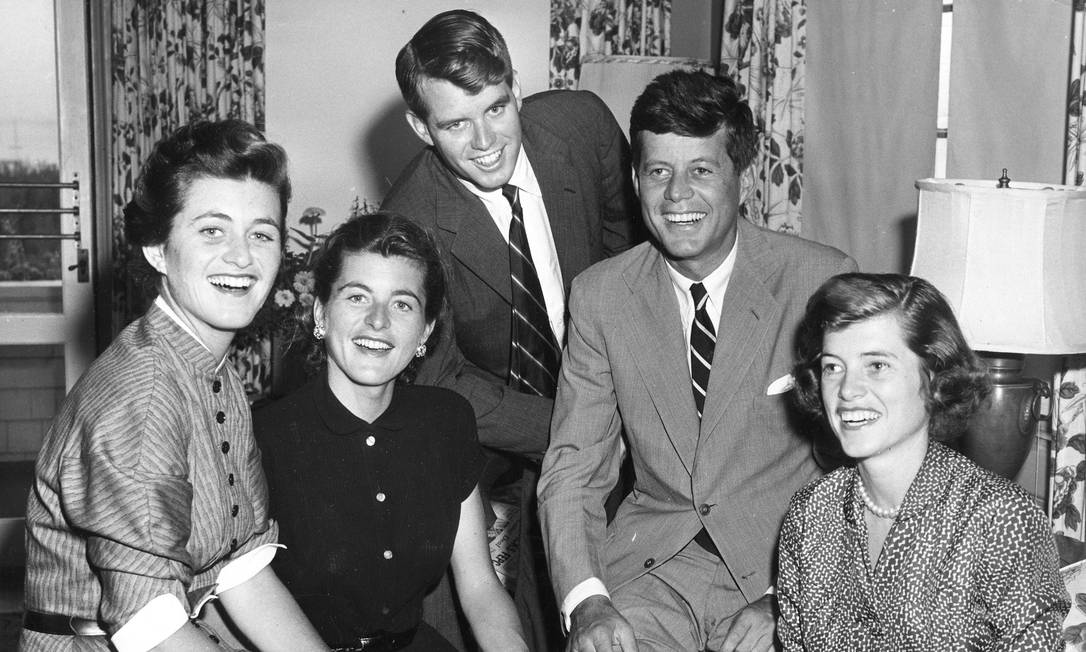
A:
[395,9,514,120]
[629,69,757,173]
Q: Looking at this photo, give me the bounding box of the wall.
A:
[0,345,63,462]
[266,1,550,234]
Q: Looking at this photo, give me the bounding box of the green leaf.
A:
[1071,433,1086,454]
[1067,504,1082,531]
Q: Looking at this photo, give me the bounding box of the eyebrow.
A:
[434,91,511,129]
[336,281,423,303]
[819,350,900,360]
[639,157,720,168]
[191,211,281,228]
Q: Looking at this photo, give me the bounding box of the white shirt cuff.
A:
[215,542,284,593]
[110,594,188,652]
[561,577,610,632]
[764,584,776,596]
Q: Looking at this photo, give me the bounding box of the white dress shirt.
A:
[460,147,566,345]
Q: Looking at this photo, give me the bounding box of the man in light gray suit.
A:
[538,70,857,652]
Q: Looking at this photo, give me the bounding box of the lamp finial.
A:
[997,168,1011,188]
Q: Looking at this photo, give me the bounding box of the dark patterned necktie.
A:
[503,184,560,398]
[689,282,716,418]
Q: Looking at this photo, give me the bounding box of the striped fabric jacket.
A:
[21,301,277,650]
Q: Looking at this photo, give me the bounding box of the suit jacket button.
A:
[643,558,655,568]
[699,504,712,515]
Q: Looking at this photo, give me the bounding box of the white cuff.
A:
[216,543,284,593]
[111,594,189,652]
[561,577,610,632]
[764,584,776,596]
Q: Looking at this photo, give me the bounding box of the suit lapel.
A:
[699,220,782,441]
[431,164,513,304]
[620,248,700,472]
[521,122,591,294]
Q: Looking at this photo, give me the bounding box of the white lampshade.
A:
[910,178,1086,355]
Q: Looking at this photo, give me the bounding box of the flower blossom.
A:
[293,270,315,294]
[274,289,295,309]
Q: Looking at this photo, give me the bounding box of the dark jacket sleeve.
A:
[414,315,552,459]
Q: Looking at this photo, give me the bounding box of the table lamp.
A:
[910,173,1086,479]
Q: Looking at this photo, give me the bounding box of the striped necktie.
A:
[503,184,560,398]
[689,282,716,418]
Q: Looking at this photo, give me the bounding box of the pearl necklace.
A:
[855,476,900,520]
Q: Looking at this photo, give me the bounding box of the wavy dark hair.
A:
[308,211,446,383]
[629,69,757,173]
[395,9,514,120]
[123,119,290,298]
[793,273,991,442]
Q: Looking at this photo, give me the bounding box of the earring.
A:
[313,323,326,340]
[414,343,427,358]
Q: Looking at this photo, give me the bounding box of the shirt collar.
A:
[146,300,227,376]
[153,295,229,372]
[663,229,739,303]
[313,374,408,435]
[845,441,949,524]
[896,441,952,517]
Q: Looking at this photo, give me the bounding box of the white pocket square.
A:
[766,374,795,395]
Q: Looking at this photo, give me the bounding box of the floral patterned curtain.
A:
[718,0,805,233]
[110,0,269,394]
[1049,3,1086,543]
[550,0,672,89]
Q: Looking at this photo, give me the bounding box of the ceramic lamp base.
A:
[959,354,1049,480]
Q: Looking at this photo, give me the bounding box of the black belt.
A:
[331,626,418,652]
[23,610,107,637]
[693,527,721,558]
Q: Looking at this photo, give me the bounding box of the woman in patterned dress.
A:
[253,213,527,651]
[777,273,1069,651]
[20,120,327,651]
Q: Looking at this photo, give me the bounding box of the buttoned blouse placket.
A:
[359,421,397,619]
[846,473,884,644]
[185,340,266,590]
[849,467,931,649]
[208,368,243,558]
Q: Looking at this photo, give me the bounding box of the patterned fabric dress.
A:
[778,442,1069,651]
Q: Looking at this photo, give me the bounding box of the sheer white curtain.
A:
[803,1,943,274]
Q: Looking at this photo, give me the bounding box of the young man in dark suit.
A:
[382,10,641,650]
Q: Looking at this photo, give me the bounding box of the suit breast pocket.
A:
[754,387,794,423]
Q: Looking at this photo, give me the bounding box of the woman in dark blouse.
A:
[254,212,527,651]
[778,273,1068,651]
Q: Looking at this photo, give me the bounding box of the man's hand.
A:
[567,594,638,652]
[716,594,776,652]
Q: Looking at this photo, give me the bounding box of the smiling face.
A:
[315,252,435,411]
[635,129,741,281]
[405,76,523,192]
[820,313,931,464]
[143,176,282,357]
